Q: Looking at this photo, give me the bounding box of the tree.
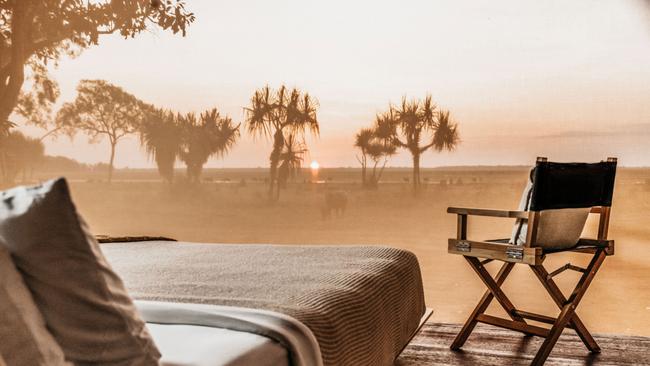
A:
[276,134,307,196]
[244,85,319,201]
[178,108,239,184]
[354,112,397,189]
[14,61,61,133]
[55,80,146,183]
[0,131,44,183]
[390,95,460,193]
[140,108,182,183]
[0,0,194,134]
[354,128,374,186]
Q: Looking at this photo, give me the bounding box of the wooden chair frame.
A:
[447,157,616,366]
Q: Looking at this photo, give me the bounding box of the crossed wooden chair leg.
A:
[450,249,607,366]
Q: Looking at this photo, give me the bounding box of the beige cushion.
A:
[0,178,160,365]
[0,246,69,366]
[510,178,590,250]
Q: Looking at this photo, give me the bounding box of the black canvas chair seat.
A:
[446,157,617,366]
[485,238,612,254]
[542,238,612,254]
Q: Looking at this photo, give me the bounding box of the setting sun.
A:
[310,161,320,171]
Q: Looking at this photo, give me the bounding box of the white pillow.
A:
[510,176,590,250]
[0,178,160,365]
[0,246,69,365]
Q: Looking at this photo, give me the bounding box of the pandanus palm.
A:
[245,85,319,201]
[179,108,240,184]
[392,95,460,193]
[354,128,374,186]
[354,112,398,189]
[433,109,460,152]
[277,135,307,196]
[140,108,182,183]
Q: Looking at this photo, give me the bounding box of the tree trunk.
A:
[275,178,281,201]
[369,160,380,189]
[0,4,28,129]
[186,163,200,184]
[376,157,389,183]
[194,164,203,184]
[156,152,174,184]
[0,151,6,184]
[108,141,116,184]
[361,155,367,188]
[412,152,420,194]
[268,129,284,201]
[269,155,279,200]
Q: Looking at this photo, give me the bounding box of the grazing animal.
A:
[321,191,348,219]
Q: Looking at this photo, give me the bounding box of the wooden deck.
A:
[396,323,650,365]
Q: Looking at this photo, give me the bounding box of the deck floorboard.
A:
[397,323,650,365]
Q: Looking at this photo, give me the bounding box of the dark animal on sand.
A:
[321,191,348,219]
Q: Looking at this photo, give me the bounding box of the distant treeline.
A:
[7,81,461,202]
[0,129,113,183]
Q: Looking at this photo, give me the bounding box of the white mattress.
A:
[149,323,288,366]
[136,301,322,366]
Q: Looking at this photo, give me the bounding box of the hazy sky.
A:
[21,0,650,167]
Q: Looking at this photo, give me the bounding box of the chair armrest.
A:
[448,239,542,265]
[447,207,529,219]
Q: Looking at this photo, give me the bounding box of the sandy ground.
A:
[47,167,650,336]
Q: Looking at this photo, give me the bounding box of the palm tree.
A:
[354,112,398,189]
[433,109,460,152]
[276,135,307,198]
[354,128,374,186]
[244,85,319,201]
[179,108,240,184]
[391,95,460,193]
[140,108,182,183]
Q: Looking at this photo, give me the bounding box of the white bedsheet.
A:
[136,301,323,366]
[148,323,288,366]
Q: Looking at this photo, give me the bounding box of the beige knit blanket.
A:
[102,242,426,366]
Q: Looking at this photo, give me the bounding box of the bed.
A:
[102,241,428,366]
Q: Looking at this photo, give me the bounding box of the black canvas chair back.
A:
[446,157,617,366]
[530,159,617,211]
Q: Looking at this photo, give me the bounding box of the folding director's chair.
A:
[447,157,617,365]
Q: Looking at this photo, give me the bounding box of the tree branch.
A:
[420,141,435,153]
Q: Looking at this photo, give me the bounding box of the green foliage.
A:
[0,0,194,132]
[0,131,44,183]
[244,85,319,201]
[433,109,460,152]
[178,108,240,184]
[277,134,307,189]
[139,105,241,184]
[55,79,147,182]
[140,108,182,183]
[378,95,460,192]
[390,95,460,154]
[15,60,60,128]
[56,80,144,141]
[355,117,398,189]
